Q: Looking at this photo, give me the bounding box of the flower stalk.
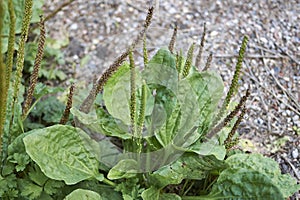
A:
[168,23,177,54]
[129,49,137,137]
[60,83,75,125]
[207,89,249,138]
[10,0,33,131]
[22,16,46,120]
[5,0,16,90]
[213,35,249,126]
[182,43,195,78]
[195,22,207,68]
[136,81,147,153]
[224,106,247,149]
[143,33,148,68]
[202,52,213,71]
[0,0,6,156]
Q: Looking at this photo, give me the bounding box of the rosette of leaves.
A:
[20,45,299,199]
[1,1,298,198]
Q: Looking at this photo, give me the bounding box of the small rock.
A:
[255,118,264,125]
[260,37,268,44]
[210,30,219,37]
[292,148,299,159]
[280,103,286,110]
[169,7,177,14]
[292,115,299,122]
[69,23,78,30]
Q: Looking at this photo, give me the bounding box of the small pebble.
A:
[69,23,78,30]
[292,149,299,159]
[292,115,299,122]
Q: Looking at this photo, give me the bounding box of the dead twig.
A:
[282,156,300,181]
[44,0,76,22]
[242,69,300,116]
[274,42,300,66]
[213,54,287,59]
[258,44,300,114]
[244,60,271,132]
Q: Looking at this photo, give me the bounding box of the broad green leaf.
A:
[160,193,181,200]
[64,189,102,200]
[155,79,200,148]
[76,181,123,200]
[150,153,225,188]
[205,153,300,199]
[155,103,181,147]
[103,63,141,125]
[142,48,178,92]
[107,159,138,180]
[23,125,103,185]
[147,87,177,137]
[141,186,159,200]
[174,79,201,147]
[188,139,226,160]
[226,153,283,175]
[148,48,176,68]
[209,168,284,199]
[96,107,131,139]
[123,194,133,200]
[226,153,300,198]
[187,71,224,136]
[141,187,181,200]
[71,107,131,139]
[98,139,122,171]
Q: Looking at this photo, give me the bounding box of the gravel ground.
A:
[43,0,300,198]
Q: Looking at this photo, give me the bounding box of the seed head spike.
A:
[168,23,178,54]
[195,22,207,69]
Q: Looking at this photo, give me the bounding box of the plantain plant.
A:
[0,1,299,199]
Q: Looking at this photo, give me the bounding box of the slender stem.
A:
[212,35,248,126]
[183,181,195,196]
[102,177,116,187]
[202,52,213,71]
[143,33,148,68]
[44,0,76,22]
[136,81,146,153]
[179,179,190,196]
[129,49,137,139]
[5,0,15,89]
[195,22,207,69]
[10,0,33,132]
[0,0,5,158]
[176,50,183,79]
